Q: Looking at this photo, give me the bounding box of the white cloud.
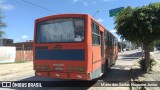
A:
[1,4,15,10]
[110,29,117,33]
[83,2,88,6]
[72,0,96,6]
[0,0,15,10]
[21,35,28,39]
[97,18,104,23]
[83,1,97,6]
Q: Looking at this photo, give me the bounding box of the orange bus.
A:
[33,14,118,80]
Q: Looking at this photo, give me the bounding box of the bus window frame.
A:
[35,17,86,44]
[91,20,101,46]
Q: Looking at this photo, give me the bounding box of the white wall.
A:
[0,47,16,63]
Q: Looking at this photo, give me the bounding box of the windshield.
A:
[36,18,85,43]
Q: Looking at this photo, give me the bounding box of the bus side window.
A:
[107,33,110,47]
[92,21,100,46]
[104,30,107,46]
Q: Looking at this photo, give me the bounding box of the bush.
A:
[139,58,157,71]
[150,58,157,69]
[139,59,145,70]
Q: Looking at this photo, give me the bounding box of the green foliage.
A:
[0,8,7,37]
[115,2,160,44]
[150,58,157,68]
[115,2,160,71]
[154,40,160,47]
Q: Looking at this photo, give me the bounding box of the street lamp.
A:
[93,10,100,17]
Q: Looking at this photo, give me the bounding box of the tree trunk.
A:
[143,43,151,72]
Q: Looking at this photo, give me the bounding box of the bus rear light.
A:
[54,67,64,71]
[67,66,85,72]
[35,65,50,70]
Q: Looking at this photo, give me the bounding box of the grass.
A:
[15,60,26,63]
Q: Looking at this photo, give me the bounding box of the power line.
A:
[20,0,61,14]
[10,0,49,15]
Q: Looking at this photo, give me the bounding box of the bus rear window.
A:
[36,18,85,43]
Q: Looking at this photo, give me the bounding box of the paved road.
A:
[0,50,142,90]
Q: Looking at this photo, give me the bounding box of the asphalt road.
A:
[0,50,142,90]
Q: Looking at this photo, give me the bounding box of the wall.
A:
[16,50,33,61]
[0,47,16,63]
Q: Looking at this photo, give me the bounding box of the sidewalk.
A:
[131,50,160,90]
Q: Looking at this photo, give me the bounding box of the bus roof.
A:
[35,13,118,40]
[36,13,88,21]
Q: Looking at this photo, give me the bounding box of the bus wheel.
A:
[112,60,116,66]
[103,61,109,77]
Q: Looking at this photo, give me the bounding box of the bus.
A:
[33,14,118,80]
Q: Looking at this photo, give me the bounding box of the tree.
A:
[118,41,127,52]
[114,2,160,72]
[154,40,160,48]
[0,9,7,37]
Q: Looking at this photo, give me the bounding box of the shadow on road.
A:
[4,66,132,90]
[99,65,131,82]
[122,52,142,58]
[118,51,142,61]
[121,57,139,60]
[131,68,146,81]
[6,76,97,90]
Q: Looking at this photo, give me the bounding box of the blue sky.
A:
[1,0,159,42]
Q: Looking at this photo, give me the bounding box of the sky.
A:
[0,0,160,42]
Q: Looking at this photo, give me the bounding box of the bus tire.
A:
[103,60,109,76]
[112,60,116,66]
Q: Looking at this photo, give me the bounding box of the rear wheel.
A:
[112,55,118,66]
[102,60,109,77]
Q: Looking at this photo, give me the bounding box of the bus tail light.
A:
[35,65,50,70]
[67,66,85,72]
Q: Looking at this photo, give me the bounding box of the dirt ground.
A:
[0,61,34,81]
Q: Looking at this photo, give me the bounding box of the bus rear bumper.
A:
[35,71,91,80]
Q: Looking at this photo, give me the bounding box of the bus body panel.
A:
[33,14,118,80]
